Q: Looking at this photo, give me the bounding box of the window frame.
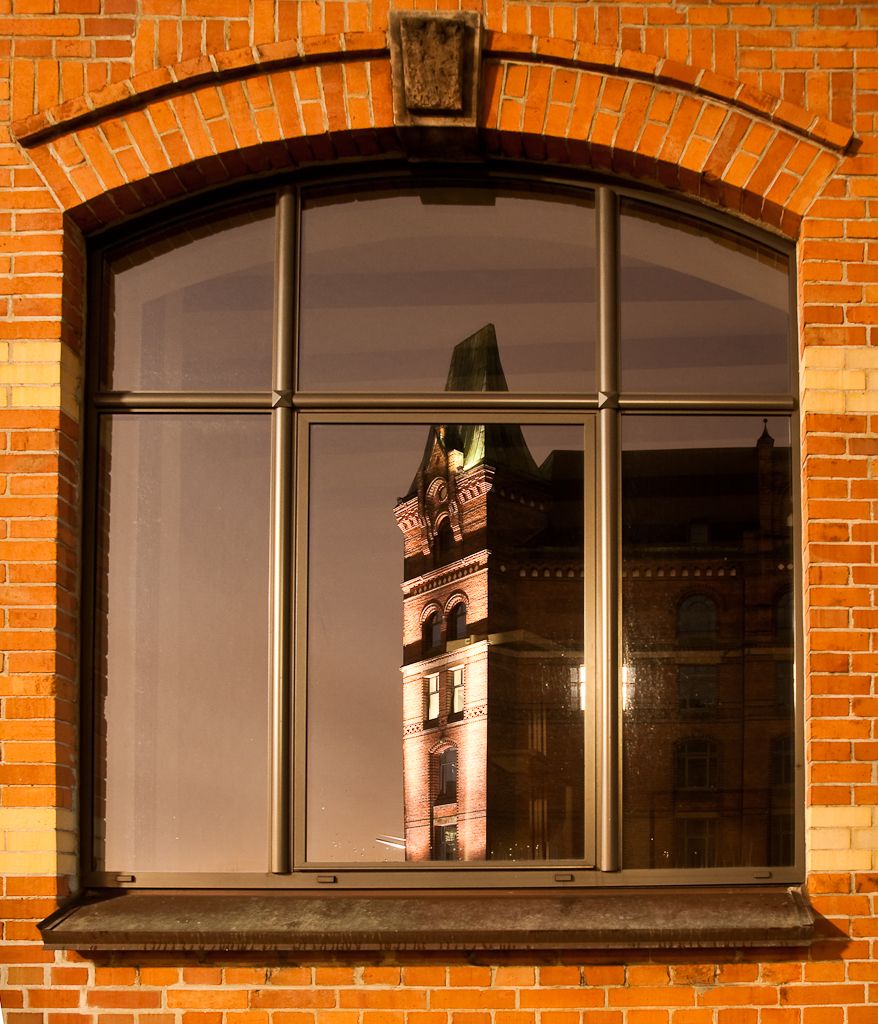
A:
[81,168,804,892]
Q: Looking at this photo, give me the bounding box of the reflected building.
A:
[621,422,795,869]
[394,325,585,861]
[394,327,794,868]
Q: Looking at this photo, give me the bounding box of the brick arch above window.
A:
[13,31,851,237]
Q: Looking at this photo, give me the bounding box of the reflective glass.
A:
[306,418,586,863]
[299,189,596,393]
[621,416,795,869]
[106,206,275,390]
[620,201,790,394]
[96,414,271,872]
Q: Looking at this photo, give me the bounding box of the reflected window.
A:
[775,660,793,710]
[675,817,717,868]
[448,602,467,642]
[435,747,458,805]
[433,823,458,861]
[776,591,793,639]
[675,738,718,791]
[450,666,465,716]
[771,734,794,787]
[770,812,794,867]
[423,611,443,656]
[677,596,717,640]
[425,674,440,724]
[677,665,718,715]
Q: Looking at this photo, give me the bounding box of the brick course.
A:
[1,0,878,1019]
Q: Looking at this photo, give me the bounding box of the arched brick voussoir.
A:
[14,35,849,237]
[480,59,846,236]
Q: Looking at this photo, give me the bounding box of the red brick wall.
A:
[2,1,878,1019]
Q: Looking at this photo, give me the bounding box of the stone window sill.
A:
[40,886,815,952]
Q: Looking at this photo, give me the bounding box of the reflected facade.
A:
[621,418,795,869]
[395,326,585,861]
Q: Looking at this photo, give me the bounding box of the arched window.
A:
[87,175,797,894]
[674,738,718,791]
[448,602,467,642]
[677,596,717,640]
[422,611,442,656]
[435,747,458,804]
[435,518,455,563]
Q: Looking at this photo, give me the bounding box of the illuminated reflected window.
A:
[450,667,465,716]
[425,674,440,723]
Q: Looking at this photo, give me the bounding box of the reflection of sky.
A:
[299,192,597,394]
[620,207,790,394]
[622,416,791,451]
[110,213,275,390]
[306,421,584,864]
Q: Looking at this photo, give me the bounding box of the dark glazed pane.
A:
[620,201,790,394]
[306,417,585,863]
[106,206,275,390]
[95,414,271,872]
[621,417,795,870]
[299,189,596,393]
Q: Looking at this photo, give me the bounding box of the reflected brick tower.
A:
[394,325,585,862]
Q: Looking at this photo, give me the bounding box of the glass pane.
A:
[299,189,596,393]
[95,414,271,872]
[621,417,795,869]
[307,419,586,863]
[620,201,790,394]
[106,206,275,390]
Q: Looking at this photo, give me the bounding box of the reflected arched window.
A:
[448,602,467,642]
[677,595,717,640]
[674,738,718,790]
[422,610,442,656]
[435,747,458,804]
[435,517,454,563]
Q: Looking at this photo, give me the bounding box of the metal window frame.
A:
[82,169,803,891]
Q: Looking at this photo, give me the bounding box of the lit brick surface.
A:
[1,0,878,1018]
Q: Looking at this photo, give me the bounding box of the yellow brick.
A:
[802,347,845,369]
[809,849,872,871]
[0,363,60,384]
[845,389,878,413]
[57,852,76,875]
[0,341,8,362]
[60,388,80,422]
[851,828,878,850]
[0,850,58,874]
[56,808,76,832]
[800,388,846,413]
[844,347,878,369]
[10,383,62,407]
[56,830,76,854]
[802,368,866,390]
[5,829,59,852]
[10,341,63,362]
[808,806,872,828]
[0,808,58,830]
[809,827,851,851]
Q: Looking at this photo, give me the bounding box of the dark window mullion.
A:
[270,187,298,874]
[596,186,621,872]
